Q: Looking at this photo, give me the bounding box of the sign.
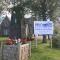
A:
[34,21,53,35]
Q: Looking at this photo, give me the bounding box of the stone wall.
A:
[1,45,18,60]
[0,44,29,60]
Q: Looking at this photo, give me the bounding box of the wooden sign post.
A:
[35,35,38,48]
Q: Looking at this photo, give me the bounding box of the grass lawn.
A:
[0,36,8,42]
[28,40,60,60]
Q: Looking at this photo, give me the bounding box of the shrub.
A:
[52,21,60,48]
[52,33,60,48]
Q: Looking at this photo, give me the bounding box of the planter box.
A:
[1,44,29,60]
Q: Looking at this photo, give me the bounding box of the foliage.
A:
[47,0,57,19]
[52,34,60,48]
[0,36,8,42]
[0,1,8,13]
[23,0,57,20]
[52,22,60,48]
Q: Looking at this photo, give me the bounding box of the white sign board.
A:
[34,21,53,35]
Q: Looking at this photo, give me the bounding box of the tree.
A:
[9,0,58,40]
[0,0,8,13]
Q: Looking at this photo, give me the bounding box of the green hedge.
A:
[52,22,60,48]
[52,33,60,48]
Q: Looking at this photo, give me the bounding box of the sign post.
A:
[35,35,38,48]
[51,37,52,48]
[50,35,53,48]
[34,21,53,48]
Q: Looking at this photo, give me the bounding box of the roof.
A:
[0,11,11,24]
[0,16,5,24]
[1,11,11,20]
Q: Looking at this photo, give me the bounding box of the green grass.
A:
[28,41,60,60]
[0,36,8,42]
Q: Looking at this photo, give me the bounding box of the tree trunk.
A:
[9,5,24,39]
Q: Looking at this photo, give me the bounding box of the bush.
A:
[52,33,60,48]
[52,22,60,48]
[52,21,60,48]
